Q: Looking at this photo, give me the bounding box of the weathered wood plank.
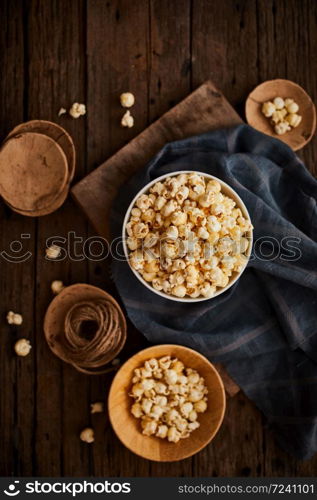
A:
[26,0,90,476]
[86,0,151,477]
[0,0,36,476]
[255,0,317,476]
[191,0,265,476]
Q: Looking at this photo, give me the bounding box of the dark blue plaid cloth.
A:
[111,124,317,460]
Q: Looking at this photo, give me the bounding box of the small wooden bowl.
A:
[245,79,316,151]
[108,344,226,462]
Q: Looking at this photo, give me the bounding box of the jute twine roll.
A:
[43,284,127,375]
[63,299,126,374]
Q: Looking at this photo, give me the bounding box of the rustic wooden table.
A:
[1,0,317,477]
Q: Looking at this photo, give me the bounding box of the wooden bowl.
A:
[245,79,316,151]
[108,344,226,462]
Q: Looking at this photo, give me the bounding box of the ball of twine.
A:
[61,298,126,374]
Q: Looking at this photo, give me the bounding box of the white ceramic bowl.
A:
[122,171,253,302]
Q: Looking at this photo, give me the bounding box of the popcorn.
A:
[121,110,134,128]
[120,92,135,108]
[261,97,302,136]
[80,428,94,443]
[7,311,23,325]
[129,356,208,443]
[126,173,252,299]
[51,280,64,295]
[69,102,86,119]
[261,101,275,117]
[14,338,31,356]
[46,244,61,260]
[58,107,67,116]
[285,113,302,128]
[90,402,104,414]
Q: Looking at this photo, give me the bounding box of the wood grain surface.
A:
[1,0,317,477]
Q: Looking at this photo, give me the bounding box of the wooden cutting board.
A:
[72,80,242,396]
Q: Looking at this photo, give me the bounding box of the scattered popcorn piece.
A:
[273,97,285,109]
[80,427,94,443]
[120,92,135,108]
[129,355,208,443]
[90,402,104,414]
[261,101,275,117]
[121,110,134,128]
[51,280,64,295]
[14,338,31,357]
[46,244,61,260]
[69,102,86,119]
[274,122,291,135]
[58,107,67,117]
[7,311,23,325]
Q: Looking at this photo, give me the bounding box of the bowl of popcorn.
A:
[122,170,253,302]
[246,79,316,150]
[108,344,226,461]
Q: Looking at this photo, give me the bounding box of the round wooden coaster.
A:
[245,79,316,151]
[43,284,127,375]
[5,182,69,217]
[7,120,76,182]
[0,132,68,211]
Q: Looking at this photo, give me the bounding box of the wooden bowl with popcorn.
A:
[122,171,253,302]
[108,344,226,462]
[245,79,316,151]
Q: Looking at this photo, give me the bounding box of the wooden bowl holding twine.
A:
[245,79,316,151]
[0,120,76,216]
[108,344,226,462]
[44,284,127,375]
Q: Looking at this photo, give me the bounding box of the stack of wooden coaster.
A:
[0,120,75,216]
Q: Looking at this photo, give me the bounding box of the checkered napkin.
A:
[110,124,317,459]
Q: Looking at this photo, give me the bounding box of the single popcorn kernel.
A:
[51,280,64,295]
[120,92,135,108]
[261,101,275,117]
[274,122,291,135]
[69,102,86,118]
[121,110,134,128]
[273,96,285,109]
[129,355,208,443]
[14,339,31,357]
[90,402,104,414]
[46,244,61,260]
[7,311,23,325]
[285,101,299,114]
[80,427,94,443]
[285,113,302,128]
